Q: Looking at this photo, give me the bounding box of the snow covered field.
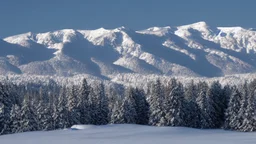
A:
[0,124,256,144]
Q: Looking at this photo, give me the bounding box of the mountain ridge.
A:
[1,21,256,78]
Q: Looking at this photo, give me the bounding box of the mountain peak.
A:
[192,21,208,27]
[178,21,209,29]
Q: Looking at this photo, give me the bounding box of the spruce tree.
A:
[110,100,124,124]
[122,87,137,124]
[9,104,21,133]
[239,80,256,131]
[54,87,69,129]
[67,86,80,126]
[184,81,200,128]
[0,83,13,134]
[133,88,149,125]
[224,86,242,130]
[78,79,91,124]
[164,82,186,126]
[19,94,38,132]
[148,79,165,126]
[94,83,109,125]
[207,81,224,128]
[196,81,214,128]
[237,82,249,130]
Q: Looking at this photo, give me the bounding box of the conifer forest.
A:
[1,78,256,135]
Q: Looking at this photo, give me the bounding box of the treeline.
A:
[0,78,256,135]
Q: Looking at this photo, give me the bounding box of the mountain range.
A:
[1,21,256,78]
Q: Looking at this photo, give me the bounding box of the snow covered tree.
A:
[9,104,21,133]
[164,81,186,126]
[0,103,5,135]
[41,93,55,131]
[122,87,137,124]
[36,87,48,130]
[237,82,249,130]
[133,88,149,125]
[184,81,200,128]
[239,80,256,131]
[67,86,80,126]
[88,87,99,125]
[110,100,124,124]
[77,79,91,124]
[0,83,13,134]
[224,86,242,130]
[196,81,214,129]
[148,79,165,126]
[207,81,224,128]
[53,87,69,129]
[94,83,109,125]
[19,94,38,132]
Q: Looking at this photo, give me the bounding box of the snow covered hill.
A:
[2,22,256,78]
[0,124,255,144]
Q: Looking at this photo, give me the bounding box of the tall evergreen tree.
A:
[224,86,242,130]
[77,79,91,124]
[110,100,124,124]
[164,81,186,126]
[88,87,99,125]
[148,79,165,126]
[19,94,38,132]
[133,88,149,125]
[184,81,200,128]
[207,81,224,128]
[94,83,109,125]
[9,104,21,133]
[0,83,13,134]
[196,81,214,128]
[122,87,137,124]
[237,82,249,130]
[239,80,256,131]
[54,87,69,129]
[67,86,80,126]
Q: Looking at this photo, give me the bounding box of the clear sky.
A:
[0,0,254,38]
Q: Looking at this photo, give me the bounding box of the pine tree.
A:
[207,81,224,128]
[133,88,149,125]
[122,87,137,124]
[148,79,165,126]
[54,87,69,129]
[36,88,47,130]
[67,86,80,126]
[184,81,200,128]
[19,94,38,132]
[196,81,214,129]
[0,103,5,135]
[88,87,98,125]
[110,100,124,124]
[237,82,249,130]
[9,104,21,133]
[94,83,109,125]
[224,86,242,130]
[239,80,256,131]
[164,82,186,126]
[78,79,91,124]
[41,93,55,131]
[0,83,13,134]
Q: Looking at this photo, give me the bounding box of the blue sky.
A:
[0,0,254,38]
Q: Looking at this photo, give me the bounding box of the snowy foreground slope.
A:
[1,22,256,78]
[0,124,255,144]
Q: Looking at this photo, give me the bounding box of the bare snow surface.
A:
[0,124,255,144]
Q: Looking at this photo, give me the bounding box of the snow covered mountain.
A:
[2,21,256,78]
